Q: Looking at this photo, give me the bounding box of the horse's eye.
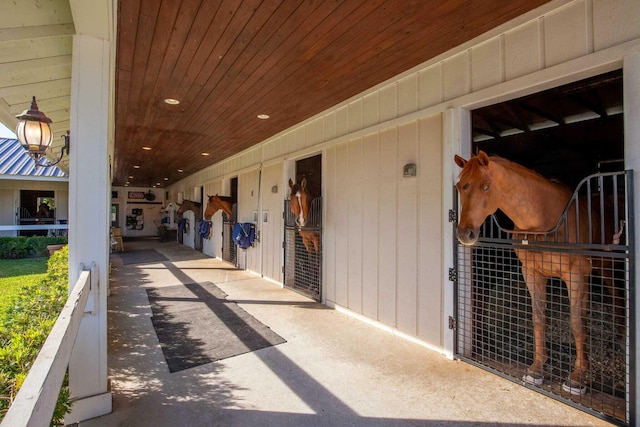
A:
[462,183,469,191]
[482,184,490,192]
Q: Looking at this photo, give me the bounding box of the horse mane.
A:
[491,155,571,190]
[462,154,569,191]
[210,195,234,203]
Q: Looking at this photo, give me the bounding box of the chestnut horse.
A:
[454,150,612,395]
[204,194,234,220]
[288,178,320,255]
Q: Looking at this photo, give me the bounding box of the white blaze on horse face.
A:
[295,192,305,227]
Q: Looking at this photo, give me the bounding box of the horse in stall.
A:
[288,178,320,257]
[176,199,202,217]
[454,150,621,395]
[204,194,234,220]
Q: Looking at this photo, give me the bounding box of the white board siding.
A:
[166,1,640,349]
[202,181,224,259]
[260,162,284,283]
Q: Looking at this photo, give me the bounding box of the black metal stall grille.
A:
[221,206,238,266]
[455,171,634,425]
[222,221,237,266]
[284,198,322,301]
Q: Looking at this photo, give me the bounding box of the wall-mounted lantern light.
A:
[403,163,417,177]
[15,96,69,167]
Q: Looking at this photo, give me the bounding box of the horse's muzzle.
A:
[456,227,479,246]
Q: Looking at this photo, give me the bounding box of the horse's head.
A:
[204,194,233,220]
[204,194,221,219]
[289,178,312,227]
[454,151,499,245]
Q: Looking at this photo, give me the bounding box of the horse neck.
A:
[221,202,232,218]
[491,160,570,231]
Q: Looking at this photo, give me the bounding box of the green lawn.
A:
[0,257,48,313]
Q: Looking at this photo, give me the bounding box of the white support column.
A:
[623,52,640,427]
[441,107,463,358]
[65,33,112,423]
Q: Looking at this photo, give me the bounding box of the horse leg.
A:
[562,258,590,395]
[522,266,548,386]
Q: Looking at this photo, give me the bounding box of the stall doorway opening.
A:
[284,155,322,301]
[454,70,633,425]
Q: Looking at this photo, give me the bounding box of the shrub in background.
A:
[0,236,68,259]
[0,245,71,424]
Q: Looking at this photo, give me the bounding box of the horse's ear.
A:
[454,155,467,168]
[301,177,307,190]
[288,178,294,189]
[478,150,490,166]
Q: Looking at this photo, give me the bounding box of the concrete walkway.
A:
[80,239,613,427]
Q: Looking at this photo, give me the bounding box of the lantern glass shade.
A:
[16,119,53,156]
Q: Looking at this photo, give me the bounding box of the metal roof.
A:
[0,138,67,179]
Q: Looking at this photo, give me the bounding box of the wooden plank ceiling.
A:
[115,0,551,188]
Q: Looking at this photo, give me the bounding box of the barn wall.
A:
[202,180,224,259]
[167,0,640,350]
[260,162,284,283]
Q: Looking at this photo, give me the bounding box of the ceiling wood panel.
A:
[114,0,551,187]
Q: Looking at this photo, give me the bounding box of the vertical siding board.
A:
[325,147,337,302]
[504,20,542,80]
[443,51,470,101]
[398,74,418,117]
[418,64,443,109]
[361,133,379,319]
[377,128,397,326]
[362,92,379,129]
[262,163,283,283]
[396,122,418,334]
[334,143,349,306]
[335,105,349,137]
[378,83,398,123]
[325,110,337,141]
[347,138,364,312]
[544,1,588,67]
[471,38,503,92]
[348,99,363,133]
[593,0,640,51]
[417,115,443,344]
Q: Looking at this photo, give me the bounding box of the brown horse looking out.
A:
[454,150,619,395]
[176,199,201,216]
[204,194,234,220]
[288,178,320,255]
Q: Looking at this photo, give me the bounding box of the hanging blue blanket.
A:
[232,223,255,249]
[178,218,187,232]
[198,220,211,239]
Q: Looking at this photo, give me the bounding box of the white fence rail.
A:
[0,264,94,427]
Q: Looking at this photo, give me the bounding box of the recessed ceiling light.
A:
[142,146,152,151]
[164,98,180,105]
[156,182,161,186]
[133,165,140,169]
[177,169,184,173]
[128,175,133,178]
[164,177,169,180]
[201,152,210,156]
[257,114,270,120]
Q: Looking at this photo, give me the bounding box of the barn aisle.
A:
[80,239,613,426]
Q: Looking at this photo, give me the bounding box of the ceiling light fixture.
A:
[164,98,180,105]
[133,165,140,169]
[257,114,270,120]
[15,96,70,167]
[142,146,152,151]
[201,152,210,156]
